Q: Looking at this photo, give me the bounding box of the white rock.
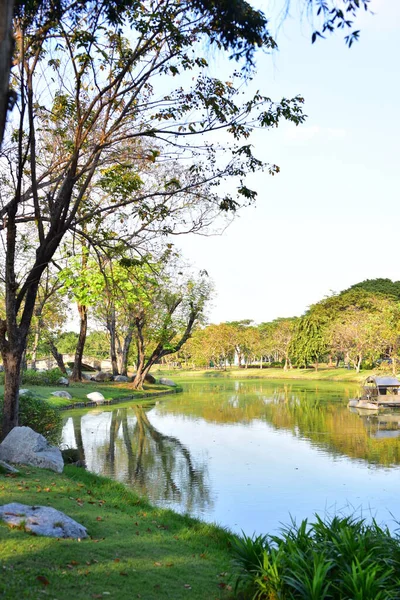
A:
[0,503,88,538]
[57,377,69,386]
[0,426,64,473]
[86,392,105,403]
[51,391,72,399]
[159,377,177,387]
[19,389,30,396]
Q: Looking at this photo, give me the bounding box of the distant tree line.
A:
[174,279,400,374]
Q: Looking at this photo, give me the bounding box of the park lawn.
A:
[153,366,378,384]
[0,381,181,408]
[0,466,233,600]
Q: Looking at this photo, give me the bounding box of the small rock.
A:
[19,389,30,396]
[86,392,105,404]
[113,375,129,382]
[51,391,72,399]
[0,503,88,538]
[93,371,113,382]
[0,426,64,473]
[159,377,177,387]
[57,377,69,386]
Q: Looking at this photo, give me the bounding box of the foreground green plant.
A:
[232,515,400,599]
[0,392,61,444]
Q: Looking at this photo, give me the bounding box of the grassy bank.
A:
[0,466,233,600]
[153,366,379,384]
[0,381,181,409]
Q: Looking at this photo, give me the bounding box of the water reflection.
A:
[62,405,212,513]
[62,380,400,533]
[156,380,400,466]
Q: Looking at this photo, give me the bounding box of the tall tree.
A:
[0,0,305,436]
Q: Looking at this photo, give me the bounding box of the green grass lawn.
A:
[0,381,181,409]
[153,366,378,384]
[0,466,234,600]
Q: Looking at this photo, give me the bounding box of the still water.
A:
[61,378,400,535]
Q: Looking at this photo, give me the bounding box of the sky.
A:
[176,0,400,325]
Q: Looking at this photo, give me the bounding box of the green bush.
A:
[232,515,400,600]
[0,367,65,386]
[0,392,62,445]
[22,367,64,386]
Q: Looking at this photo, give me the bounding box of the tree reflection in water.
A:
[66,405,212,514]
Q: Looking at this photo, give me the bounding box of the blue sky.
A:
[177,0,400,324]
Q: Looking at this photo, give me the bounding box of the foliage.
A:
[22,367,64,386]
[343,278,400,302]
[0,367,64,386]
[0,392,61,444]
[232,514,400,600]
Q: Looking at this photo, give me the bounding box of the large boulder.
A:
[0,426,63,473]
[159,377,177,387]
[0,503,88,539]
[113,375,130,382]
[86,392,105,404]
[57,377,69,386]
[92,371,113,382]
[51,391,72,399]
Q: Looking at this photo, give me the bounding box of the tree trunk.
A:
[30,317,42,370]
[107,309,119,376]
[119,326,134,376]
[0,0,14,147]
[1,349,22,438]
[71,303,88,381]
[132,317,146,389]
[47,338,68,375]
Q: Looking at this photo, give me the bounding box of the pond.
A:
[61,378,400,535]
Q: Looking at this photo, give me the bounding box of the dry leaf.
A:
[36,575,49,586]
[184,584,192,589]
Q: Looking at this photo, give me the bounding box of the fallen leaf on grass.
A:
[114,558,120,563]
[184,584,192,589]
[36,575,49,586]
[96,517,103,521]
[154,562,162,567]
[165,562,174,568]
[200,553,208,559]
[218,572,228,577]
[119,572,128,576]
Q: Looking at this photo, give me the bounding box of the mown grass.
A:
[153,367,377,384]
[0,466,233,600]
[0,381,181,408]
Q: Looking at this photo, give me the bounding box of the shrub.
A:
[0,392,62,445]
[0,367,64,386]
[232,515,400,600]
